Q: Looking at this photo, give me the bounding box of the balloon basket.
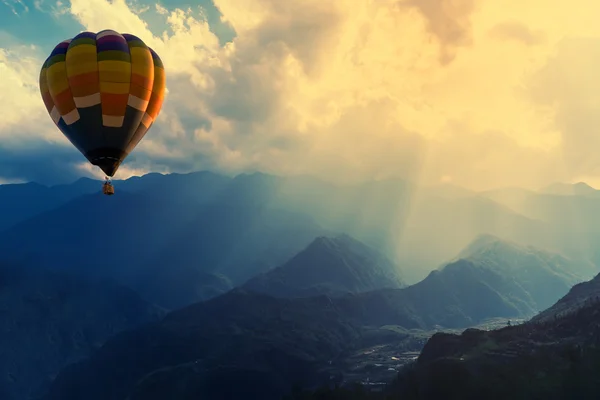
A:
[102,179,115,196]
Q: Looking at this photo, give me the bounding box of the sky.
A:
[2,0,600,190]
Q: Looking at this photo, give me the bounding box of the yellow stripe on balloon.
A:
[100,70,131,83]
[152,67,165,93]
[99,81,130,94]
[66,61,98,76]
[98,60,131,73]
[65,44,96,60]
[130,48,153,75]
[46,63,71,94]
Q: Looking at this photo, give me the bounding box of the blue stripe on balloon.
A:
[97,40,130,53]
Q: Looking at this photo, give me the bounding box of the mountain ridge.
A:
[243,234,405,298]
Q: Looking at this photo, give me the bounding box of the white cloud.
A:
[74,161,157,181]
[1,0,29,16]
[0,177,26,184]
[0,44,67,146]
[155,3,167,15]
[3,0,600,188]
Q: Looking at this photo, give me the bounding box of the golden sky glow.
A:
[3,0,600,189]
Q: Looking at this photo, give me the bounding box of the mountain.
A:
[0,170,567,285]
[479,185,600,265]
[393,195,553,282]
[299,294,600,399]
[0,264,164,400]
[334,236,589,329]
[42,290,363,400]
[458,234,596,297]
[271,178,557,282]
[0,179,99,232]
[539,182,599,196]
[0,171,234,234]
[136,268,234,310]
[243,234,583,328]
[5,170,594,287]
[115,171,231,201]
[420,183,476,199]
[243,235,405,298]
[0,181,328,309]
[148,174,330,286]
[373,247,600,400]
[387,295,600,400]
[456,234,591,310]
[532,272,600,323]
[39,236,587,400]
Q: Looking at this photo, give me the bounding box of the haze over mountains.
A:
[2,170,600,399]
[2,171,599,284]
[243,234,406,298]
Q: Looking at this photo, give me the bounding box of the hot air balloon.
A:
[39,30,166,195]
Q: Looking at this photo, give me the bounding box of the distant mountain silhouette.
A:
[539,181,598,196]
[0,264,163,400]
[0,179,98,232]
[136,268,234,310]
[1,170,569,285]
[335,235,589,328]
[3,170,597,293]
[0,171,232,234]
[458,233,596,294]
[532,271,600,323]
[270,177,561,281]
[458,234,591,308]
[392,195,554,282]
[0,176,328,309]
[480,186,536,207]
[420,182,476,199]
[480,185,600,267]
[243,234,405,298]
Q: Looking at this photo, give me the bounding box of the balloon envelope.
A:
[39,30,165,176]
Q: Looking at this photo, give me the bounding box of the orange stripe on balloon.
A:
[69,72,100,97]
[41,91,54,113]
[131,73,153,89]
[152,68,165,94]
[146,92,164,119]
[54,88,77,115]
[100,93,128,116]
[128,83,152,101]
[69,71,99,86]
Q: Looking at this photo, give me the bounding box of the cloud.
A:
[5,0,600,189]
[0,143,88,184]
[1,0,28,16]
[55,0,438,183]
[489,21,546,46]
[529,37,600,178]
[0,43,64,145]
[422,124,565,190]
[75,161,156,181]
[399,0,477,64]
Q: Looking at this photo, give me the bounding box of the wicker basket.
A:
[102,183,115,195]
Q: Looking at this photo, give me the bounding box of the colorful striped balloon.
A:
[39,30,165,177]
